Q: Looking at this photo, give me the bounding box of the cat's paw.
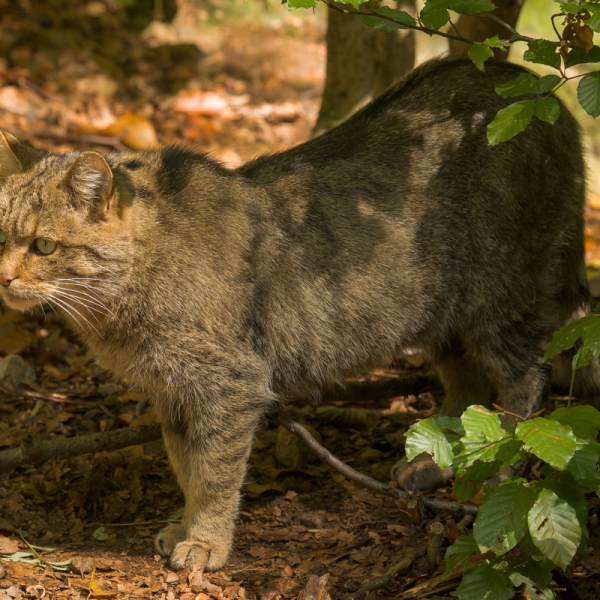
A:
[169,539,230,571]
[155,523,187,558]
[391,455,453,491]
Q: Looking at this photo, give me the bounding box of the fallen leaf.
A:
[0,536,19,554]
[103,112,159,150]
[174,90,229,116]
[0,324,33,354]
[89,568,118,597]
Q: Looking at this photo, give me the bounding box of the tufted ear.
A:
[0,131,23,181]
[61,151,114,215]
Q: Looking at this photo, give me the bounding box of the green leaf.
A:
[473,480,537,555]
[448,0,495,14]
[487,100,535,145]
[536,75,561,93]
[484,35,510,50]
[469,44,494,72]
[528,488,581,570]
[444,534,479,577]
[538,474,589,539]
[566,437,600,481]
[404,415,463,468]
[454,459,504,502]
[573,344,595,369]
[92,526,110,541]
[544,315,597,360]
[451,561,515,600]
[548,405,600,440]
[565,45,600,68]
[286,0,318,7]
[461,406,505,441]
[560,2,587,12]
[578,71,600,118]
[420,0,450,30]
[588,10,600,33]
[524,39,561,70]
[455,406,521,468]
[535,97,560,124]
[362,16,404,32]
[495,73,539,98]
[515,418,577,470]
[368,6,416,28]
[508,558,556,600]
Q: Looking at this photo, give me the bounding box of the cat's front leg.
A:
[155,402,261,570]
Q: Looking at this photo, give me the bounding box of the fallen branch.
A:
[320,372,441,404]
[282,419,478,517]
[0,423,162,471]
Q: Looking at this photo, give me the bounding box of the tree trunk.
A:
[313,3,415,137]
[448,0,525,60]
[373,18,415,98]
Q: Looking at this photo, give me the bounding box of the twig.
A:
[9,129,129,151]
[281,419,478,516]
[0,423,162,471]
[83,518,179,529]
[319,0,534,45]
[477,12,520,38]
[0,384,77,404]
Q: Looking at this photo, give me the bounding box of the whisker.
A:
[49,295,103,338]
[50,280,120,301]
[52,287,112,314]
[47,295,87,330]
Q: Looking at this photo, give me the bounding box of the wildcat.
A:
[0,58,597,570]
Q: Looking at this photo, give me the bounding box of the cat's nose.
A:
[0,273,15,287]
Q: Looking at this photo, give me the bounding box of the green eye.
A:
[35,238,57,255]
[0,231,6,244]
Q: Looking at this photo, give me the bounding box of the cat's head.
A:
[0,131,129,324]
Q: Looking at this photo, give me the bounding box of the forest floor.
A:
[1,1,600,599]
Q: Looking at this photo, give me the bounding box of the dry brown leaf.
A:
[88,568,118,597]
[563,22,594,52]
[103,112,159,150]
[174,90,229,116]
[0,535,18,554]
[0,323,33,354]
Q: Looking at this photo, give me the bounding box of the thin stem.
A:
[281,418,478,516]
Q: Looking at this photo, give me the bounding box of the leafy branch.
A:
[289,0,600,143]
[404,404,600,599]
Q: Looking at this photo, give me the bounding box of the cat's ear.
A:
[0,131,23,180]
[62,151,113,215]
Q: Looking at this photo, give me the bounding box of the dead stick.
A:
[0,423,162,471]
[282,419,478,516]
[320,371,441,404]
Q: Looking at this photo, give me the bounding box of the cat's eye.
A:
[0,231,6,245]
[35,238,57,255]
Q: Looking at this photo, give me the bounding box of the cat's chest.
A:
[87,334,154,389]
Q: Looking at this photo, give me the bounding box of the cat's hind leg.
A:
[392,346,496,490]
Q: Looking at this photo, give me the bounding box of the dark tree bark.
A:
[448,0,525,59]
[313,2,415,136]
